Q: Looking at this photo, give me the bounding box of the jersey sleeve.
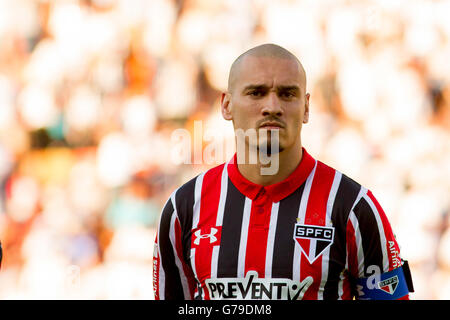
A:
[153,194,196,300]
[345,189,410,300]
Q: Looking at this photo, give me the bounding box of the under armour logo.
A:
[193,227,220,246]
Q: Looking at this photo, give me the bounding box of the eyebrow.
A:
[242,84,300,93]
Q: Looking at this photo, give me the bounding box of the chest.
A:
[184,193,347,299]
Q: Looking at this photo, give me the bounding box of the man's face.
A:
[222,55,309,154]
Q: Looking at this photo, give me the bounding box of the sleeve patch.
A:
[356,263,411,300]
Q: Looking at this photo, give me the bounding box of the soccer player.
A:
[153,44,413,300]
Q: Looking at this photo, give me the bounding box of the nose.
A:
[261,91,283,117]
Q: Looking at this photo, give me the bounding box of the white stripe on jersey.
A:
[156,194,178,300]
[192,172,205,229]
[190,172,205,297]
[326,171,342,224]
[318,170,342,299]
[265,201,280,278]
[297,160,317,224]
[210,164,229,279]
[216,162,229,226]
[346,186,368,277]
[351,186,367,212]
[237,197,252,278]
[168,210,191,299]
[348,210,365,277]
[363,193,389,272]
[293,160,317,282]
[210,246,220,280]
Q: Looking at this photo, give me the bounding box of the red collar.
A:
[227,147,316,203]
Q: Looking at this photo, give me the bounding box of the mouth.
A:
[259,121,284,130]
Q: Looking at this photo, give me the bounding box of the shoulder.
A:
[320,161,389,223]
[318,160,366,201]
[174,162,226,200]
[168,162,227,219]
[315,160,371,223]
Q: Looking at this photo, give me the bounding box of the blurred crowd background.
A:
[0,0,449,299]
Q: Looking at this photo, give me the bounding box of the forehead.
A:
[234,55,304,88]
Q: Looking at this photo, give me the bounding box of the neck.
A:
[236,142,303,186]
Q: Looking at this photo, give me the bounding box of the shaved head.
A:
[227,43,307,93]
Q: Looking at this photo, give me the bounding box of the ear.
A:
[221,92,233,121]
[303,93,310,123]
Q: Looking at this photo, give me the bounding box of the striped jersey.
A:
[153,148,407,300]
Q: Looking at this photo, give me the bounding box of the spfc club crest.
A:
[378,275,399,295]
[293,224,335,263]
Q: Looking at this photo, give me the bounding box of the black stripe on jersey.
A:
[323,174,361,300]
[271,185,305,279]
[158,199,184,300]
[217,178,246,278]
[353,197,384,276]
[173,177,196,263]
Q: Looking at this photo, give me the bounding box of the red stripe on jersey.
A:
[300,162,335,300]
[366,190,402,270]
[192,164,224,299]
[174,217,196,298]
[244,191,272,277]
[346,218,359,279]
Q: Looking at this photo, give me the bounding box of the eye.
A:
[248,90,264,97]
[279,91,295,99]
